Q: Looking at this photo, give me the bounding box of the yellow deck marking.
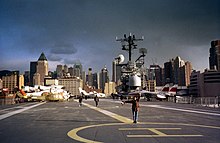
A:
[82,102,133,123]
[148,128,167,136]
[68,101,133,143]
[67,123,126,143]
[68,101,220,142]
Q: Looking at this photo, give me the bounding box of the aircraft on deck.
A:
[141,84,178,100]
[17,85,70,102]
[78,87,106,98]
[113,84,178,101]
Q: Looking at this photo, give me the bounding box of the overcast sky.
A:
[0,0,220,74]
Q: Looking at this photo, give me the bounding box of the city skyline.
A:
[1,0,220,73]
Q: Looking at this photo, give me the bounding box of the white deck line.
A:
[143,104,220,116]
[0,102,45,120]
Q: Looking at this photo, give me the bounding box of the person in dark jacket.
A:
[79,95,83,107]
[94,95,99,107]
[122,94,140,123]
[78,92,85,107]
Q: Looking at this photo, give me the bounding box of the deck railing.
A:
[168,96,220,108]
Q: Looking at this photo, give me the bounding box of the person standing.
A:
[122,95,140,123]
[94,95,99,107]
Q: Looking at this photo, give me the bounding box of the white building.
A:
[58,77,83,96]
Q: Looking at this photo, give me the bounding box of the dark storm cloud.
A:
[50,43,77,55]
[63,58,79,65]
[0,0,220,72]
[47,54,62,62]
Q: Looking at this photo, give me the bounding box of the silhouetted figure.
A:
[79,94,83,107]
[94,95,99,107]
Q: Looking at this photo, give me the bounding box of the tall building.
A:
[82,71,86,85]
[0,79,2,89]
[173,56,185,84]
[178,61,192,86]
[189,70,201,97]
[163,57,192,86]
[30,61,37,86]
[209,40,220,71]
[19,75,24,89]
[56,65,63,78]
[149,65,163,86]
[33,73,41,85]
[68,67,74,76]
[30,53,48,86]
[92,73,99,89]
[99,66,109,92]
[112,60,122,84]
[87,68,93,86]
[164,59,174,84]
[112,60,117,82]
[73,62,83,79]
[63,65,68,73]
[24,71,30,86]
[36,52,48,85]
[73,67,81,78]
[2,71,19,93]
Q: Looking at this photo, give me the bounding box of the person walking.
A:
[122,94,140,123]
[79,94,83,107]
[94,95,99,107]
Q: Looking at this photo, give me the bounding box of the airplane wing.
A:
[156,92,166,99]
[78,87,95,97]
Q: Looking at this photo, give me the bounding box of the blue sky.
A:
[0,0,220,74]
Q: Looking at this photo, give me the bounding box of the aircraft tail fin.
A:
[169,85,178,93]
[161,85,170,92]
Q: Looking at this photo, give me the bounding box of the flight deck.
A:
[0,99,220,143]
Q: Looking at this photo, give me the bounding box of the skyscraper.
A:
[30,61,37,86]
[209,40,220,71]
[112,60,116,82]
[73,62,83,78]
[63,65,68,73]
[92,73,99,89]
[100,66,109,92]
[173,56,185,84]
[178,61,192,86]
[87,68,93,86]
[36,52,48,85]
[112,60,122,84]
[56,65,63,78]
[24,71,30,86]
[33,73,40,85]
[149,65,163,86]
[164,59,174,84]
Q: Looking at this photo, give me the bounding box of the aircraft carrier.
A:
[0,99,220,143]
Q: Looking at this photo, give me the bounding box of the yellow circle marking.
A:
[67,122,220,142]
[67,123,127,143]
